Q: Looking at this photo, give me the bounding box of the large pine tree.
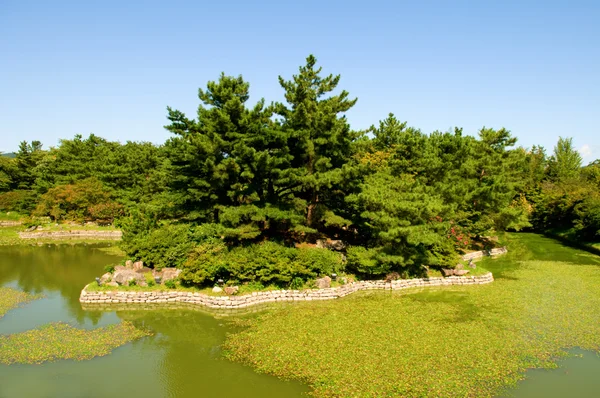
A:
[275,55,358,236]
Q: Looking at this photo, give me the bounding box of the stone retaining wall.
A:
[19,230,122,239]
[80,272,494,310]
[462,247,507,261]
[0,221,22,227]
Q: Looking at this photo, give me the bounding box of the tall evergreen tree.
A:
[275,55,358,234]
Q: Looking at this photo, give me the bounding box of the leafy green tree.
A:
[34,177,120,222]
[547,137,582,181]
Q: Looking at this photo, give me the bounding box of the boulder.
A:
[132,261,144,271]
[137,280,148,287]
[114,265,127,272]
[315,276,331,289]
[99,272,112,284]
[135,266,152,274]
[106,281,118,287]
[316,239,346,251]
[441,268,470,277]
[160,268,181,282]
[224,286,239,295]
[113,269,144,285]
[125,260,133,269]
[212,286,223,293]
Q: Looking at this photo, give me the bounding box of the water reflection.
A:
[0,244,309,397]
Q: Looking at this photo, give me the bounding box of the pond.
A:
[1,238,600,397]
[0,244,309,398]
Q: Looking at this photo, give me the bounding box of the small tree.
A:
[548,137,582,181]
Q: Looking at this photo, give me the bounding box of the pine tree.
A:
[275,55,358,235]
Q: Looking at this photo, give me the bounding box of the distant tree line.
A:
[1,55,598,286]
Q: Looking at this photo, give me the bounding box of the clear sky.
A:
[1,0,598,162]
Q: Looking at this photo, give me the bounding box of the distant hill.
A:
[1,152,16,158]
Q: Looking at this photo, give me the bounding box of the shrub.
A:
[128,279,137,287]
[104,264,115,273]
[573,196,600,241]
[289,277,304,290]
[346,246,390,276]
[122,223,195,270]
[145,273,155,287]
[180,240,345,287]
[164,279,176,289]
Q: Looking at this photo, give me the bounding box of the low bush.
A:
[180,240,344,287]
[121,222,195,270]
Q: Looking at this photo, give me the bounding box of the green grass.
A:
[0,224,122,246]
[0,322,151,365]
[223,233,600,397]
[0,287,40,318]
[30,222,119,232]
[0,212,26,222]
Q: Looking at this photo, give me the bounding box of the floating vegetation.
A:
[224,234,600,397]
[0,322,151,365]
[0,287,39,318]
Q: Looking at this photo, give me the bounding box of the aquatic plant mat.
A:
[224,234,600,397]
[0,287,38,318]
[1,287,149,365]
[0,322,151,365]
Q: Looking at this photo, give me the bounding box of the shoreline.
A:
[79,248,506,311]
[80,272,495,310]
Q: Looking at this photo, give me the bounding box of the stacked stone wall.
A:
[80,273,494,310]
[19,230,122,239]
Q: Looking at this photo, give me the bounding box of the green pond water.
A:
[1,238,600,397]
[0,244,309,398]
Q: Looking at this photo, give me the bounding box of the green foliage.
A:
[103,264,115,273]
[164,279,176,289]
[145,273,156,287]
[3,56,599,283]
[120,221,194,270]
[547,137,582,181]
[289,277,304,290]
[0,190,37,212]
[180,240,342,287]
[128,279,137,287]
[224,234,600,397]
[33,177,120,222]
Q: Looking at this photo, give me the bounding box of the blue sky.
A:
[1,0,598,162]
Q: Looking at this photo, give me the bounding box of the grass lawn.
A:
[0,212,26,222]
[224,233,600,397]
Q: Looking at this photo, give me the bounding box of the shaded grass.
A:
[0,287,40,318]
[0,322,151,365]
[224,233,600,397]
